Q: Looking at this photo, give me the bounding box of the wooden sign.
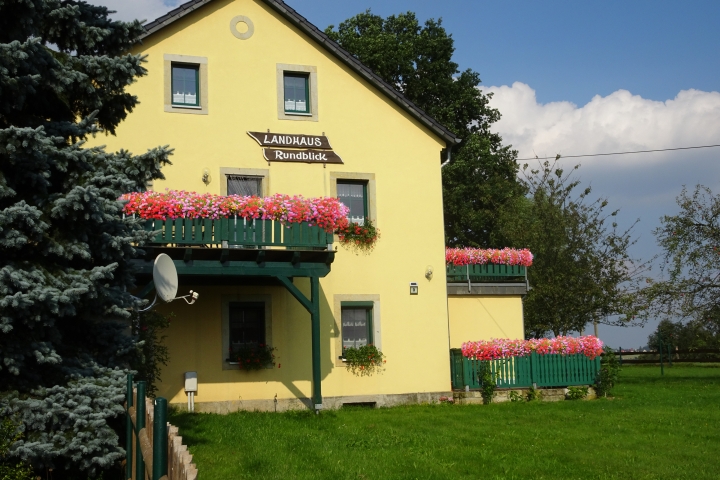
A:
[263,148,344,164]
[248,131,332,150]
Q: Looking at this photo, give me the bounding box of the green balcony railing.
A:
[143,218,333,250]
[446,264,526,283]
[450,349,600,389]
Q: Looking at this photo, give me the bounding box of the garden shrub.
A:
[595,346,621,397]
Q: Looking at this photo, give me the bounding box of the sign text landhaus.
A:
[247,131,332,150]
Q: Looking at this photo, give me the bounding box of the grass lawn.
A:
[169,365,720,479]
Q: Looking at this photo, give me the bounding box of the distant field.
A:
[169,365,720,479]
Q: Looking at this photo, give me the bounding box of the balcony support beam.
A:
[276,276,323,412]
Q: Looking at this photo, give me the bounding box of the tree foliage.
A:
[647,318,720,351]
[0,418,33,480]
[639,185,720,327]
[493,161,642,337]
[325,10,523,246]
[0,0,171,476]
[131,311,172,398]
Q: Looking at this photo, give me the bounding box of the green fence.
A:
[126,374,168,480]
[450,349,601,389]
[142,218,333,249]
[446,264,526,282]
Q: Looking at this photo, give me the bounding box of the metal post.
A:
[467,264,471,292]
[135,381,146,480]
[126,374,133,480]
[152,398,168,480]
[310,276,322,412]
[618,347,623,366]
[658,339,664,376]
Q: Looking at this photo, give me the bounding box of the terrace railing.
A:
[143,218,333,250]
[446,264,526,283]
[450,349,601,390]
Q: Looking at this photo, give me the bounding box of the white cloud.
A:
[484,82,720,243]
[93,0,178,23]
[485,82,720,166]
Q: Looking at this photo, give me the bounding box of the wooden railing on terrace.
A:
[143,218,333,250]
[450,349,600,390]
[446,264,527,283]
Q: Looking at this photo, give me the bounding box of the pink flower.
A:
[446,247,533,267]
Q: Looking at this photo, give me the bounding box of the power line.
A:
[516,143,720,161]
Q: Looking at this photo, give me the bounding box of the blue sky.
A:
[288,0,720,106]
[101,0,720,348]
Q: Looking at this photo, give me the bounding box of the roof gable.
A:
[141,0,460,146]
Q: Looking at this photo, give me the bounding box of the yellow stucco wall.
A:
[92,0,452,406]
[447,296,525,348]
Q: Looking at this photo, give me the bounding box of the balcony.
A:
[446,264,528,295]
[143,218,333,250]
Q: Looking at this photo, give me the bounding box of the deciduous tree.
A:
[325,11,523,247]
[493,161,643,337]
[640,185,720,332]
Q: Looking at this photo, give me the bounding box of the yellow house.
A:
[96,0,527,412]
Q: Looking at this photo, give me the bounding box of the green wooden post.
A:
[310,276,322,412]
[462,357,472,389]
[152,397,168,480]
[135,381,146,480]
[125,374,133,480]
[618,347,623,366]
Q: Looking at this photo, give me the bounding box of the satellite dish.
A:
[138,254,198,312]
[153,253,179,303]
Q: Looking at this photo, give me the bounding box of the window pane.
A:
[342,307,370,350]
[337,182,366,225]
[229,303,265,346]
[172,66,198,105]
[284,74,308,112]
[227,176,262,196]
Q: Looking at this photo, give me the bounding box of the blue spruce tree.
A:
[0,1,171,477]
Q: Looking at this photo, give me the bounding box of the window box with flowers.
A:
[341,344,386,376]
[227,343,276,370]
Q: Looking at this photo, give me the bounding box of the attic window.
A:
[283,73,310,114]
[164,54,207,115]
[172,64,200,107]
[276,63,317,122]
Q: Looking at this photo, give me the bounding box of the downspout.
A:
[440,147,452,168]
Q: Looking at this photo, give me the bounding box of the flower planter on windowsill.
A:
[226,359,273,369]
